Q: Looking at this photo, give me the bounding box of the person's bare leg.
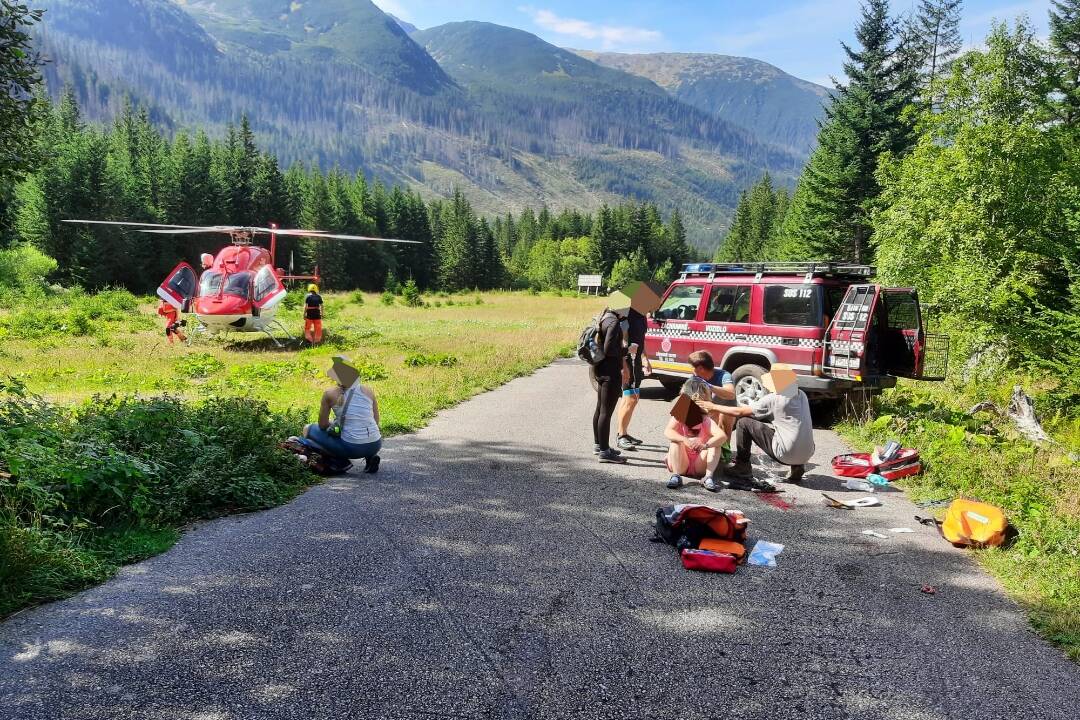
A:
[616,394,638,436]
[667,442,689,474]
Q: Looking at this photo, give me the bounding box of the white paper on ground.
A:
[861,530,889,539]
[887,527,915,533]
[846,497,881,508]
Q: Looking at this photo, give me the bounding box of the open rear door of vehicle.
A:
[883,288,948,381]
[252,265,287,312]
[823,284,880,381]
[157,262,197,312]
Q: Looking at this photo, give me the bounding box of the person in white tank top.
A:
[302,356,383,473]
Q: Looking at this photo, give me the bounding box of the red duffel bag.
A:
[831,448,922,480]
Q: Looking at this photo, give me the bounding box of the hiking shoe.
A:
[598,449,627,464]
[623,434,644,446]
[666,474,683,489]
[703,476,719,492]
[364,455,381,474]
[616,436,637,451]
[595,445,621,455]
[724,459,754,480]
[785,464,805,484]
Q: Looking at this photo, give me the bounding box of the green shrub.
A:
[352,357,389,381]
[230,360,317,383]
[404,352,459,368]
[0,379,315,615]
[350,290,365,305]
[401,279,423,307]
[175,352,225,379]
[281,292,301,310]
[380,291,395,306]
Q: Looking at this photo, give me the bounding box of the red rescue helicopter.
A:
[63,220,418,344]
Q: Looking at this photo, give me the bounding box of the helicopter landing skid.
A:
[261,320,295,348]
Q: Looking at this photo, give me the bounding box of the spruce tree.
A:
[780,0,918,262]
[1050,0,1080,125]
[912,0,964,100]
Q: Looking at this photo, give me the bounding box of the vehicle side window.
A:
[884,293,920,330]
[704,285,737,322]
[655,285,704,321]
[253,266,278,303]
[731,285,752,324]
[763,285,822,326]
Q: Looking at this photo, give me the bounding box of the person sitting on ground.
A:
[688,350,736,450]
[157,299,187,345]
[664,376,729,491]
[701,363,814,490]
[303,356,382,473]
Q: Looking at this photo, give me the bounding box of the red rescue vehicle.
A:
[645,262,948,404]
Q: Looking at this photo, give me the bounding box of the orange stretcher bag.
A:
[698,537,747,562]
[940,499,1008,548]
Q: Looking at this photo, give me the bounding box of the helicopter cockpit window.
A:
[253,266,278,303]
[224,271,254,298]
[199,271,223,297]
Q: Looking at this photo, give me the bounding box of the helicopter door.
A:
[252,265,286,311]
[157,263,197,312]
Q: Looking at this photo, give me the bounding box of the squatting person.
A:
[304,356,382,473]
[701,363,814,490]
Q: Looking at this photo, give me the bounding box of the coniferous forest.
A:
[3,91,691,295]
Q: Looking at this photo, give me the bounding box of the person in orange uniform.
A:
[304,284,324,345]
[157,300,188,345]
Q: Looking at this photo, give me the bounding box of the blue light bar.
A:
[681,263,715,273]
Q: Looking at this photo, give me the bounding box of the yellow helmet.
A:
[307,284,319,293]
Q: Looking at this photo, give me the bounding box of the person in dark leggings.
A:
[593,308,628,464]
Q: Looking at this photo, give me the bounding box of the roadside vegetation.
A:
[840,379,1080,660]
[0,287,595,616]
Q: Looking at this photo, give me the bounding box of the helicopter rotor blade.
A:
[138,228,246,235]
[62,220,211,230]
[287,232,421,244]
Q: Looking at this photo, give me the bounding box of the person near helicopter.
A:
[302,356,382,473]
[156,299,188,345]
[304,283,324,345]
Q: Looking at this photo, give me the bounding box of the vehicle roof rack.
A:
[679,262,876,279]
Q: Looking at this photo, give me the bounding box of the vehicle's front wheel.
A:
[731,363,768,406]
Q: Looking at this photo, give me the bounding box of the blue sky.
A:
[375,0,1052,86]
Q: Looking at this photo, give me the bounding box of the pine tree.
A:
[716,190,753,261]
[1050,0,1080,125]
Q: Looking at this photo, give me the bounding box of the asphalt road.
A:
[2,359,1077,720]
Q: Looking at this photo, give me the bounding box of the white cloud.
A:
[519,6,663,50]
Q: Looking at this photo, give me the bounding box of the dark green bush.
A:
[404,352,459,368]
[0,378,314,615]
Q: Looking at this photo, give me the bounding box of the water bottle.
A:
[843,478,876,492]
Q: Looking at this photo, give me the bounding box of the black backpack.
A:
[576,311,612,365]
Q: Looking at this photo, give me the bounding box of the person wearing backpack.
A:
[592,307,629,463]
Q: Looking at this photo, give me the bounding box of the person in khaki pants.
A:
[698,363,815,490]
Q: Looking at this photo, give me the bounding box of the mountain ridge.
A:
[574,50,829,156]
[30,0,817,249]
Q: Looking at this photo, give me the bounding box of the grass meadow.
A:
[0,289,599,431]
